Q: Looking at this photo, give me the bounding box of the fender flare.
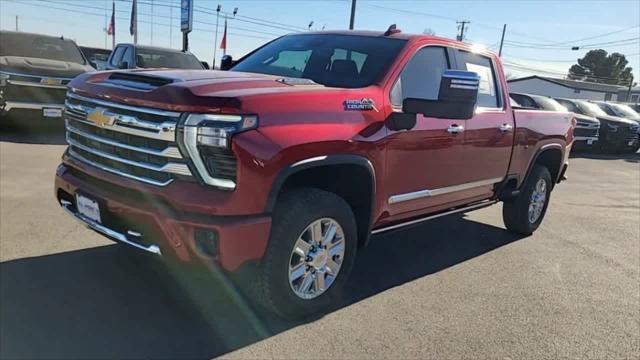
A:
[264,154,377,247]
[265,154,376,212]
[522,143,565,188]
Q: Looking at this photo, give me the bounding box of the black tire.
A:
[502,165,552,235]
[256,188,357,319]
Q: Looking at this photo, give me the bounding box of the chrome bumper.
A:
[2,101,65,112]
[59,199,162,255]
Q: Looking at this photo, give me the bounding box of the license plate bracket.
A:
[76,193,101,224]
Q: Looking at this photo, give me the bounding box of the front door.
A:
[384,45,471,220]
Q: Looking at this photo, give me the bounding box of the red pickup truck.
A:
[55,30,574,318]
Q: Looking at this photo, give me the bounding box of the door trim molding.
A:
[388,177,504,204]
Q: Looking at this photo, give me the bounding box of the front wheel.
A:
[502,165,552,235]
[256,188,357,319]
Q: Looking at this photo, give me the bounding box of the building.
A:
[507,75,625,101]
[616,86,640,104]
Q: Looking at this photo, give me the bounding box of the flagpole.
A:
[104,0,108,49]
[111,1,115,49]
[133,0,138,44]
[213,5,221,69]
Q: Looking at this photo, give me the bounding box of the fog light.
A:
[194,229,219,257]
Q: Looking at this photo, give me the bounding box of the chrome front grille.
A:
[64,92,192,186]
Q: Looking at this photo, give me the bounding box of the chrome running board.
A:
[371,200,497,235]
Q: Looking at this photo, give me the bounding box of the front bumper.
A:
[55,163,272,272]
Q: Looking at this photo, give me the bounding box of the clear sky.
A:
[1,0,639,82]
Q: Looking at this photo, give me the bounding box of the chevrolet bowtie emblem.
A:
[40,78,63,86]
[86,107,116,127]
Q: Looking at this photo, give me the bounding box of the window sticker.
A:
[465,63,494,96]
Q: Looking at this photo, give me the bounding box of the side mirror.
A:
[119,61,129,69]
[404,70,480,120]
[201,61,210,70]
[220,55,233,71]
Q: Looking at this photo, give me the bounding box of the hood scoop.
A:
[102,72,178,91]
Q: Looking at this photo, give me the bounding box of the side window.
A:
[455,50,500,108]
[556,99,579,113]
[121,46,133,67]
[110,46,125,66]
[390,46,449,107]
[511,94,537,108]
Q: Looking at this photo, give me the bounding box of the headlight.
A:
[607,123,619,132]
[180,113,258,190]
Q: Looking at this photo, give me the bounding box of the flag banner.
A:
[220,18,227,50]
[130,0,137,36]
[107,1,115,36]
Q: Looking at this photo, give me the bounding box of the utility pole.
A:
[213,4,221,69]
[456,20,470,41]
[498,24,506,56]
[169,7,172,48]
[349,0,356,30]
[15,16,18,31]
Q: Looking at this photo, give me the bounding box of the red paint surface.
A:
[58,34,574,271]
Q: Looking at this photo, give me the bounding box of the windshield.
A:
[231,34,407,88]
[0,32,85,64]
[577,100,609,117]
[136,48,203,69]
[610,103,640,119]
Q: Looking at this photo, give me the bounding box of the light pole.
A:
[213,4,221,69]
[349,0,356,30]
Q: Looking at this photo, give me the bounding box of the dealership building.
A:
[507,75,626,102]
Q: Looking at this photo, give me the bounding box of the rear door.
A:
[453,50,513,197]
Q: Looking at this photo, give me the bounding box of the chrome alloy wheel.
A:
[288,218,346,300]
[528,179,547,224]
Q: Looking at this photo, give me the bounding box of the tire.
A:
[256,188,357,319]
[503,165,552,235]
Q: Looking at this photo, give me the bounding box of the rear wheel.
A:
[256,188,357,319]
[503,165,552,235]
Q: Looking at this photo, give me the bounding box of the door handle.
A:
[447,125,465,134]
[499,123,513,132]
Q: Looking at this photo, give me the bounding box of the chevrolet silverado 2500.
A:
[55,30,574,318]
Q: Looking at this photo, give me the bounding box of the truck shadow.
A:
[0,213,523,359]
[0,128,67,145]
[570,150,639,163]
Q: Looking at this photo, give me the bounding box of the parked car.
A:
[555,98,638,153]
[56,30,574,319]
[0,31,94,129]
[511,93,600,150]
[104,44,206,70]
[80,46,111,70]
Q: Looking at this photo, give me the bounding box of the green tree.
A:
[568,49,634,86]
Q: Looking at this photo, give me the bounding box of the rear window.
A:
[231,34,407,88]
[0,32,85,64]
[135,48,203,69]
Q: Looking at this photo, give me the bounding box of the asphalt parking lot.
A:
[1,131,638,359]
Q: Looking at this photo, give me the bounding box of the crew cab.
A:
[105,44,206,71]
[555,97,638,153]
[55,30,574,318]
[0,31,94,129]
[511,92,600,150]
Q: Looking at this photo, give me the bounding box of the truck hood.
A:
[69,69,374,113]
[0,56,93,78]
